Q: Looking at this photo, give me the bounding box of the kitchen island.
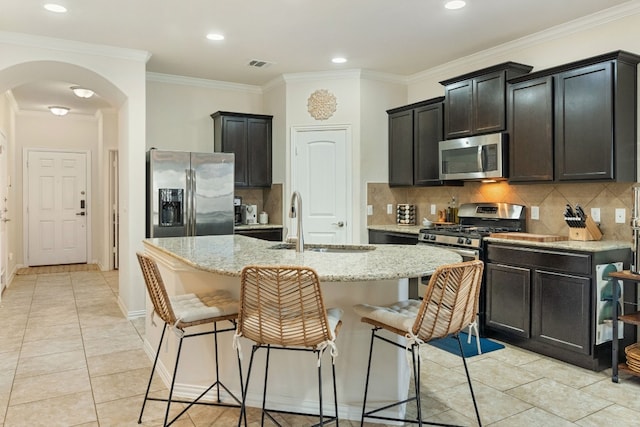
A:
[142,234,461,421]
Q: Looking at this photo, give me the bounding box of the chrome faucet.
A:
[289,191,304,252]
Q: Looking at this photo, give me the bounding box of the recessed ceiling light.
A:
[332,57,347,64]
[44,3,67,13]
[49,106,70,116]
[71,86,95,98]
[206,33,225,41]
[445,1,466,10]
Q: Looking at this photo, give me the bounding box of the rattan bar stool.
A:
[136,252,245,426]
[354,260,484,427]
[234,265,343,426]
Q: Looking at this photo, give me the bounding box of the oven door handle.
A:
[452,248,480,259]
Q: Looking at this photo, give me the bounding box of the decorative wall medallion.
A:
[307,89,337,120]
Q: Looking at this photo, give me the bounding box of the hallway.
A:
[1,270,640,426]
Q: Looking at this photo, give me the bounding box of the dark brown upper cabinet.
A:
[211,111,273,188]
[387,97,459,187]
[508,51,640,183]
[441,62,533,139]
[507,76,554,182]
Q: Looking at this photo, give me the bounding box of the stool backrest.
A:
[238,265,332,347]
[413,260,484,341]
[137,252,177,326]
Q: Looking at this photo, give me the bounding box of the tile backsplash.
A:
[235,183,283,225]
[367,181,637,242]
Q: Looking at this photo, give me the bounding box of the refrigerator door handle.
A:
[191,168,197,236]
[185,168,192,236]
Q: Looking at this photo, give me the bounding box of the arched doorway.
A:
[0,46,148,316]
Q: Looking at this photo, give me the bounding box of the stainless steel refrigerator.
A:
[146,149,235,238]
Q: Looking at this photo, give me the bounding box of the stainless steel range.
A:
[418,202,526,260]
[418,202,526,335]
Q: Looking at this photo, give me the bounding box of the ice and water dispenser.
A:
[159,188,183,227]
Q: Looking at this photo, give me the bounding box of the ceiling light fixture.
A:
[71,86,95,98]
[206,33,225,41]
[332,57,347,64]
[444,1,466,10]
[44,3,67,13]
[49,106,70,116]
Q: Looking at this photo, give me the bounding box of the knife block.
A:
[568,216,603,241]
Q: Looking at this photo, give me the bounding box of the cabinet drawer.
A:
[487,244,591,275]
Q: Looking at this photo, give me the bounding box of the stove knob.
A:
[429,234,436,241]
[457,237,464,244]
[466,238,473,245]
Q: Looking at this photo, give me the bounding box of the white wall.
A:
[407,4,640,101]
[146,74,263,152]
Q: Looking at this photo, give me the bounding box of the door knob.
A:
[332,221,344,227]
[76,212,86,216]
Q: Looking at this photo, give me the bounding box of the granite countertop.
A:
[368,224,423,235]
[235,224,283,230]
[143,234,461,282]
[485,236,632,253]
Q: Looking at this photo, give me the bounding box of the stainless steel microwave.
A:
[439,133,507,181]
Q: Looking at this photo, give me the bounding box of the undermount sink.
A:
[268,243,376,253]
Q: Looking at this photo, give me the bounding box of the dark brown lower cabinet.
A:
[485,242,632,370]
[368,229,418,245]
[235,228,283,242]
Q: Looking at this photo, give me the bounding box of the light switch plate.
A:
[367,205,373,216]
[431,204,436,215]
[615,208,626,223]
[591,208,601,223]
[531,206,539,220]
[387,204,393,215]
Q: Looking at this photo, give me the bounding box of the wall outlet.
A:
[387,204,393,215]
[430,204,436,215]
[590,207,601,223]
[615,208,626,224]
[367,205,373,216]
[531,206,539,220]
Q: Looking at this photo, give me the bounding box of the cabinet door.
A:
[474,71,506,135]
[486,263,531,338]
[508,76,554,182]
[368,230,417,245]
[532,270,591,354]
[444,80,473,139]
[414,103,443,186]
[555,62,614,181]
[388,109,414,186]
[221,116,249,187]
[247,118,272,187]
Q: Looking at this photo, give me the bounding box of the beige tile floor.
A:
[1,270,640,426]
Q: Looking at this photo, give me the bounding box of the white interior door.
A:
[292,127,350,244]
[27,150,88,266]
[0,131,8,294]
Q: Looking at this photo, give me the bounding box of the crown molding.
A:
[0,31,151,63]
[146,72,262,94]
[281,69,363,83]
[408,1,640,84]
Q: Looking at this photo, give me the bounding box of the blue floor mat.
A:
[428,332,504,357]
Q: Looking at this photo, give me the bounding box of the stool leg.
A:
[138,323,167,424]
[411,344,422,426]
[238,345,258,427]
[213,321,221,402]
[317,351,324,425]
[261,345,271,426]
[163,334,185,426]
[360,328,376,426]
[456,336,482,426]
[332,359,339,426]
